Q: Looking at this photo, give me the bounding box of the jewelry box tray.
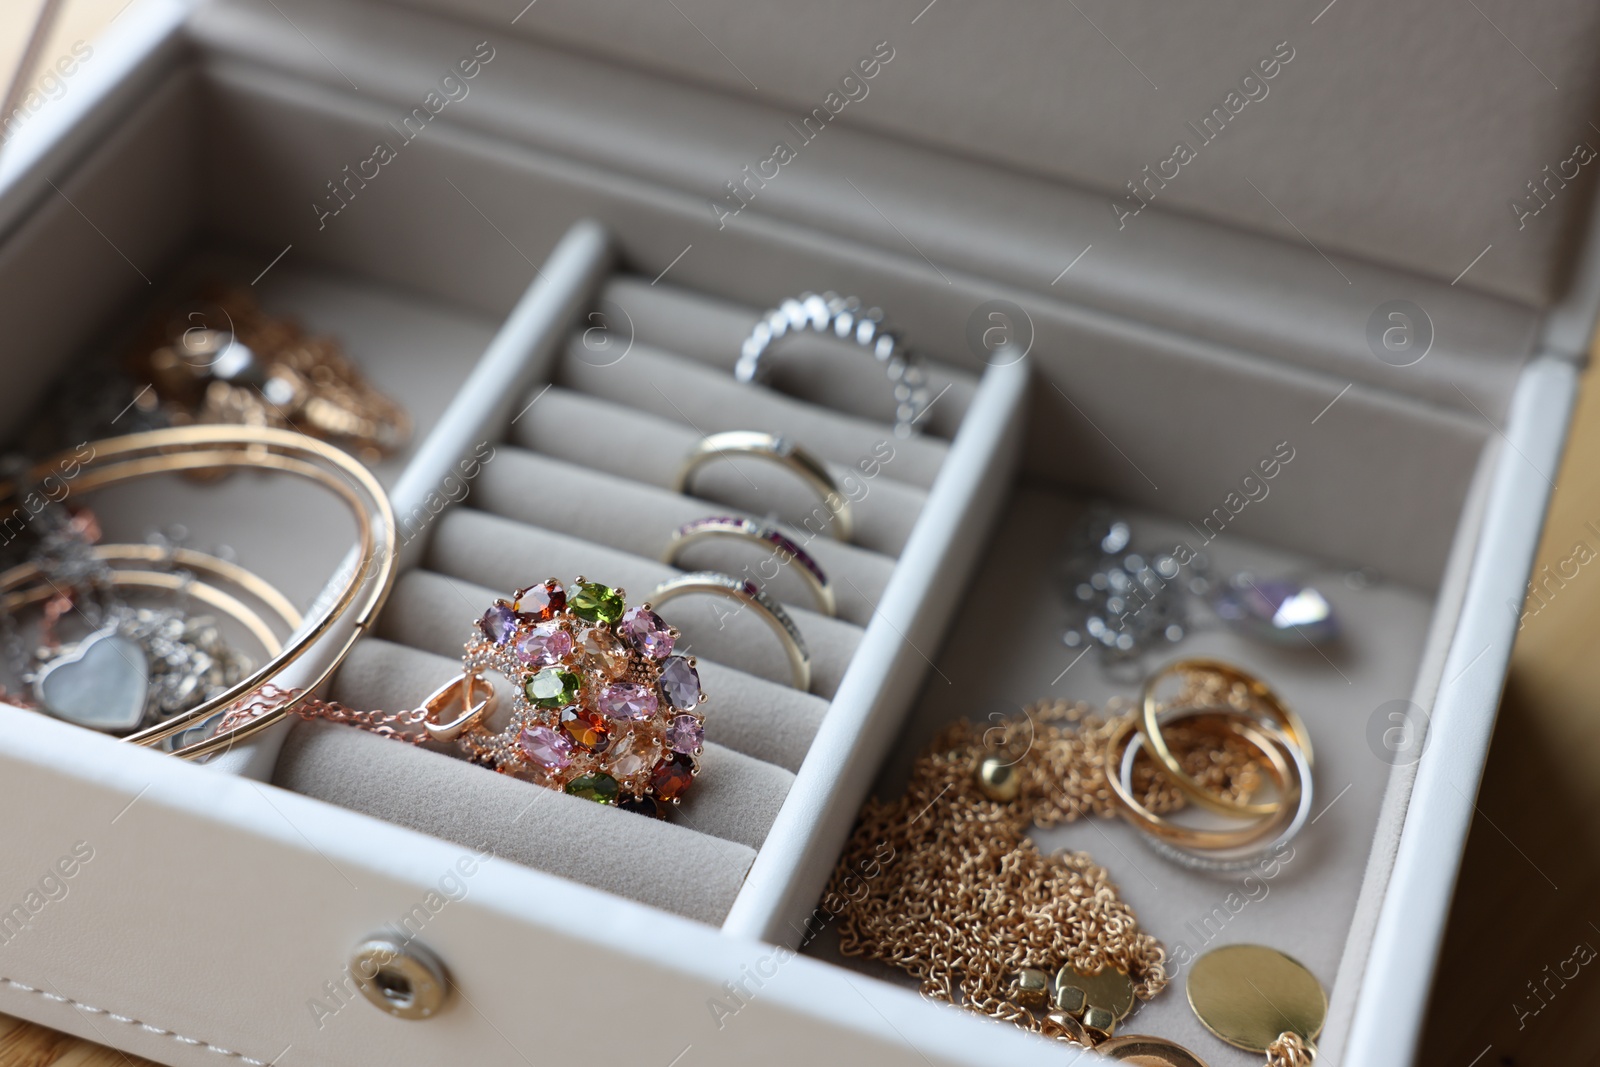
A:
[0,1,1587,1066]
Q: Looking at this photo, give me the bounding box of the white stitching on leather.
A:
[0,977,270,1065]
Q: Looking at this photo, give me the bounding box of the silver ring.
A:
[1118,709,1314,872]
[661,516,837,617]
[647,571,811,691]
[736,291,931,439]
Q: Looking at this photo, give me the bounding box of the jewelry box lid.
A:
[395,0,1600,318]
[182,0,1598,416]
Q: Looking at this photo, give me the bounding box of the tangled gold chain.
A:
[827,693,1275,1053]
[1265,1031,1316,1066]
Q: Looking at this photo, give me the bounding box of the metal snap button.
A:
[349,937,450,1019]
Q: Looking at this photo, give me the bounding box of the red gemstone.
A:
[649,753,695,801]
[516,580,567,620]
[560,706,610,753]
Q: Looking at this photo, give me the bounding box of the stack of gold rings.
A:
[1105,659,1315,871]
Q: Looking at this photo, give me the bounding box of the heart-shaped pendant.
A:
[34,631,150,732]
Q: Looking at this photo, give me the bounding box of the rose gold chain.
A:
[827,694,1275,1057]
[213,684,431,744]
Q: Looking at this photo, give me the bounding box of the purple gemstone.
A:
[1213,579,1338,646]
[597,682,658,721]
[478,602,519,646]
[518,725,572,769]
[666,714,704,755]
[618,606,674,660]
[516,622,573,666]
[659,655,701,711]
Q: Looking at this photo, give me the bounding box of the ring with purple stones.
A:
[660,516,837,616]
[648,570,811,691]
[454,577,708,818]
[673,431,853,543]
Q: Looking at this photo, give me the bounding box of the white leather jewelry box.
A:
[0,1,1594,1064]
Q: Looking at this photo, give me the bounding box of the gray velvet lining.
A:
[470,446,895,626]
[271,721,757,924]
[596,276,976,440]
[507,386,927,555]
[266,269,971,925]
[555,337,951,487]
[417,514,864,697]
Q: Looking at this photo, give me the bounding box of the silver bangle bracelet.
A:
[661,516,837,617]
[735,291,932,439]
[647,571,812,691]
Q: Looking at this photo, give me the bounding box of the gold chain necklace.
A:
[828,695,1314,1066]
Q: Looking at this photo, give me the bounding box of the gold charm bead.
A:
[1053,963,1136,1037]
[975,754,1021,801]
[1040,1010,1092,1045]
[1010,968,1050,1006]
[1187,944,1326,1054]
[1095,1034,1212,1066]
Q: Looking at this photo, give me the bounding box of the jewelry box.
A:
[0,0,1593,1064]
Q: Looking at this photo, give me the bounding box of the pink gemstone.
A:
[518,725,572,769]
[666,714,704,755]
[516,622,573,666]
[619,606,674,660]
[597,682,658,721]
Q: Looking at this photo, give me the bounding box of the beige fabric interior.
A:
[167,45,1510,582]
[395,0,1600,310]
[189,0,1553,413]
[0,28,1504,1058]
[807,487,1445,1066]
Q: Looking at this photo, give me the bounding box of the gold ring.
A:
[648,570,811,690]
[1105,710,1298,851]
[673,431,853,542]
[1139,659,1313,818]
[660,515,836,616]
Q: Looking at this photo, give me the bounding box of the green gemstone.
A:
[565,772,620,804]
[570,581,625,624]
[525,667,581,708]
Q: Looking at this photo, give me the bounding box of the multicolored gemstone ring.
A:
[456,577,706,817]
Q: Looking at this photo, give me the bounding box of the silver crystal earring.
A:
[1059,508,1339,662]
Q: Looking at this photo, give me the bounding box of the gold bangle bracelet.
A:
[648,570,812,691]
[673,431,853,543]
[0,426,397,758]
[1139,659,1314,818]
[1104,709,1298,851]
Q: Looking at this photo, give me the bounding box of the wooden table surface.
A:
[3,2,1599,1065]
